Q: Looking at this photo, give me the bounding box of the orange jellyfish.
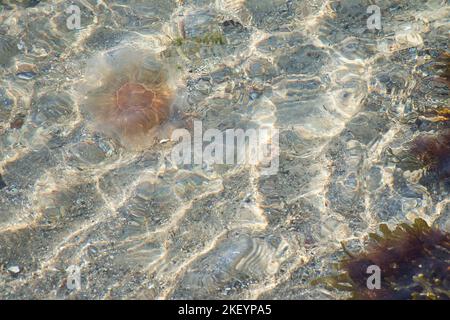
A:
[80,47,182,150]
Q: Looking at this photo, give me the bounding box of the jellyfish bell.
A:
[80,47,183,150]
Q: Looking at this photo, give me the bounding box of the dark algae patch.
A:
[314,219,450,300]
[411,51,450,180]
[411,129,450,180]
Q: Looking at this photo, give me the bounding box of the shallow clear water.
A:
[0,0,449,299]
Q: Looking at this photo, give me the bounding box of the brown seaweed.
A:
[314,219,450,300]
[410,129,450,179]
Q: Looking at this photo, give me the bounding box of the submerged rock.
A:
[0,174,6,189]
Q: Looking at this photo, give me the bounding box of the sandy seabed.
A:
[0,0,449,299]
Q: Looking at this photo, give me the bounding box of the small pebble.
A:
[8,266,20,274]
[16,71,36,80]
[10,116,24,129]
